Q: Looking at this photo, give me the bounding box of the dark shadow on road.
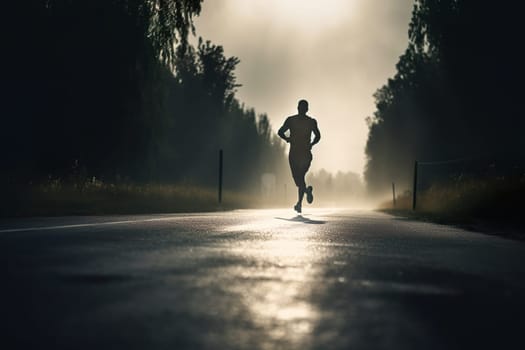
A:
[382,209,525,242]
[275,215,326,225]
[58,273,134,285]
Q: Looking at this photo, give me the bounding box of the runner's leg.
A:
[289,151,312,209]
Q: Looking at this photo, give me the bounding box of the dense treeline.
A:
[365,0,525,194]
[1,1,286,191]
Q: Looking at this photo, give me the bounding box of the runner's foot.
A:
[294,202,302,213]
[306,186,314,204]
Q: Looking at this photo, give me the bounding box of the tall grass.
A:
[0,177,278,217]
[382,177,525,230]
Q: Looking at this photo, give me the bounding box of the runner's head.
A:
[298,99,308,115]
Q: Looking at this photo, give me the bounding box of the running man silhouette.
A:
[278,99,321,213]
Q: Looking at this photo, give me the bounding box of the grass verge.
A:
[380,178,525,241]
[0,181,275,217]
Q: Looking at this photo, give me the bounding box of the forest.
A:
[1,0,288,198]
[365,0,525,195]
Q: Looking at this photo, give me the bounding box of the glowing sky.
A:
[194,0,414,175]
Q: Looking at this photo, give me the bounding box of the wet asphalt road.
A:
[1,208,525,350]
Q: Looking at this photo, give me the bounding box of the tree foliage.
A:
[365,0,524,193]
[1,1,287,192]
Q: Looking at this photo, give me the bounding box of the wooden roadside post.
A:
[218,149,223,204]
[412,161,418,210]
[392,182,396,208]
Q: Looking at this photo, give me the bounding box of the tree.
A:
[365,0,525,194]
[2,1,202,181]
[2,0,289,195]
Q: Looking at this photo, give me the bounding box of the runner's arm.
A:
[310,120,321,147]
[277,118,291,142]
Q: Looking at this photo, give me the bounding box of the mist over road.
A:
[2,209,524,349]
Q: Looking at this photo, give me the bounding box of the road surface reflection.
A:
[223,211,327,347]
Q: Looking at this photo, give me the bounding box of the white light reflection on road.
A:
[223,210,330,346]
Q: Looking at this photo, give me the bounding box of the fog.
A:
[194,0,414,175]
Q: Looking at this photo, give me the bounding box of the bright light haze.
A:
[194,0,414,175]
